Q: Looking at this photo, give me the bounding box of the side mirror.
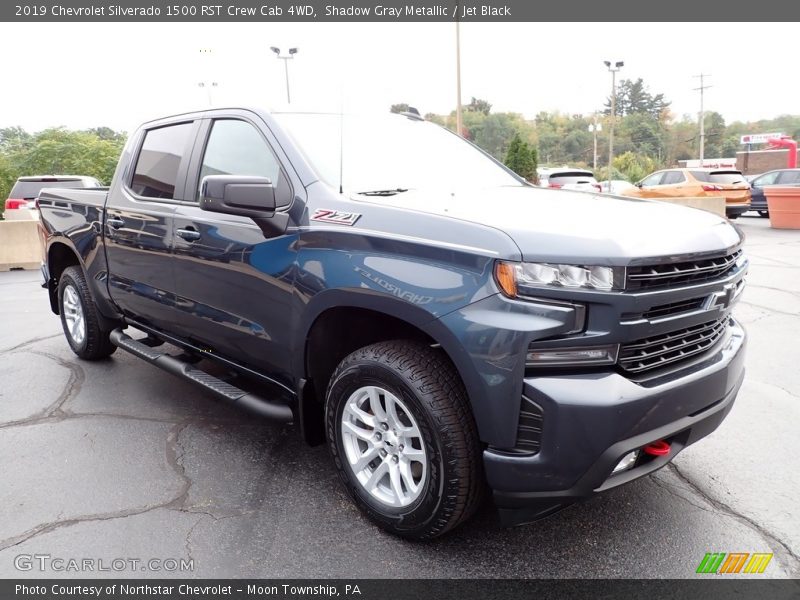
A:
[200,175,276,218]
[199,175,289,237]
[635,181,643,188]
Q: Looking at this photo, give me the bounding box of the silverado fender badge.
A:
[311,208,361,226]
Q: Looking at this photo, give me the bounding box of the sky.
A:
[1,21,798,133]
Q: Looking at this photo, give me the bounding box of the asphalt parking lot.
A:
[0,215,798,579]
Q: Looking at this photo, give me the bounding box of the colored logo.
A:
[696,552,773,574]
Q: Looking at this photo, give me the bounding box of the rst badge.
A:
[311,209,361,226]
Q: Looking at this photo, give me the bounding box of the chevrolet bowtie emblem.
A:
[705,283,737,311]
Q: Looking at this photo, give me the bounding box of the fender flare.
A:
[293,288,487,421]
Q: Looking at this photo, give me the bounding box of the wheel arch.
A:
[295,290,482,446]
[46,240,83,314]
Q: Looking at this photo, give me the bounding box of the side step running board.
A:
[110,328,293,423]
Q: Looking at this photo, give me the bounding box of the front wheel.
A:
[58,265,116,360]
[325,340,483,540]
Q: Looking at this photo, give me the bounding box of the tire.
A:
[728,213,740,220]
[325,340,483,540]
[58,265,117,360]
[758,211,769,218]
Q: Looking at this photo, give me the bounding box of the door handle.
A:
[176,227,201,242]
[107,217,125,229]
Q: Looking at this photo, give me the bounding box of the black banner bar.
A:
[3,0,800,22]
[3,580,800,600]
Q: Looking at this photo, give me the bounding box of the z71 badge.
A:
[311,208,362,226]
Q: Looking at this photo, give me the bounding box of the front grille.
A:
[515,395,543,454]
[618,316,730,375]
[622,297,707,321]
[626,250,742,290]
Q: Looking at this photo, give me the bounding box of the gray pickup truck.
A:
[38,108,747,539]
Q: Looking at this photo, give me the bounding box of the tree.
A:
[504,133,537,181]
[390,103,410,114]
[0,126,127,217]
[612,151,657,183]
[605,78,670,121]
[465,97,492,115]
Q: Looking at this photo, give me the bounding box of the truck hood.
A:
[354,186,741,264]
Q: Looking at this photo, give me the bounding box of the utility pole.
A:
[694,74,712,164]
[455,20,464,138]
[604,60,624,186]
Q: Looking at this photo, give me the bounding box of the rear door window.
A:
[130,122,194,199]
[753,172,780,187]
[777,171,800,184]
[661,171,686,185]
[640,172,664,186]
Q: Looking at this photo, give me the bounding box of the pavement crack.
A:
[745,284,800,299]
[165,421,193,510]
[0,503,180,552]
[668,463,800,576]
[0,351,85,430]
[747,378,800,401]
[650,472,717,515]
[30,350,85,417]
[184,515,204,569]
[0,411,246,431]
[0,334,61,355]
[738,300,799,318]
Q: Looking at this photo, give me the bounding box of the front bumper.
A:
[486,318,746,526]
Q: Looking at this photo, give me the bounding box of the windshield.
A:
[272,113,523,194]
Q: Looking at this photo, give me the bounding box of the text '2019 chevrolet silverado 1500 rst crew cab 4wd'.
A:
[38,108,747,539]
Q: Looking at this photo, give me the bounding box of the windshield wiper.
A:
[357,188,409,196]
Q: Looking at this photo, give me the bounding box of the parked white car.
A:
[538,168,601,192]
[600,179,635,195]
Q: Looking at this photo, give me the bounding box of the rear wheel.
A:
[58,266,116,360]
[325,340,483,539]
[728,213,740,220]
[758,211,769,218]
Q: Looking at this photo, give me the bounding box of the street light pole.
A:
[588,112,601,171]
[455,20,463,138]
[198,48,218,107]
[604,60,624,187]
[271,46,298,104]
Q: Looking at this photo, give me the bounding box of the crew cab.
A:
[38,108,747,539]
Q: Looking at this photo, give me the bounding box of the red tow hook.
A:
[643,440,671,457]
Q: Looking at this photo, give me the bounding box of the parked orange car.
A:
[621,168,751,219]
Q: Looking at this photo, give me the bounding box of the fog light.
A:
[526,344,618,367]
[612,450,639,474]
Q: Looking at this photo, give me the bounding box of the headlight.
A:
[494,261,622,297]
